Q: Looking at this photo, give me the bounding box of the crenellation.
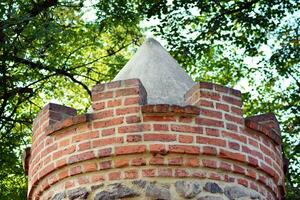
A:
[26,39,286,200]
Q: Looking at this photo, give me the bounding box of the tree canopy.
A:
[0,0,299,199]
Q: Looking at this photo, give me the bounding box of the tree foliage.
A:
[0,0,141,198]
[0,0,299,199]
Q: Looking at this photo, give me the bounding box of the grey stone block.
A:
[175,180,201,199]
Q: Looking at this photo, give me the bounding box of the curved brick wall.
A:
[25,79,285,200]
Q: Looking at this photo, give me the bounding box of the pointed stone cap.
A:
[113,38,195,105]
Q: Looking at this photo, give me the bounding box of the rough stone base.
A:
[48,179,263,200]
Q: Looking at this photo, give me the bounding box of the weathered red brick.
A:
[45,137,54,146]
[202,159,217,168]
[83,162,97,172]
[115,158,129,168]
[127,134,142,142]
[200,91,221,100]
[92,91,113,101]
[155,104,170,112]
[115,87,140,97]
[58,139,70,147]
[175,169,189,177]
[219,149,246,163]
[92,137,123,148]
[238,178,248,187]
[131,157,146,166]
[124,97,140,105]
[53,145,76,160]
[196,136,226,147]
[226,123,238,132]
[245,146,263,160]
[115,145,146,155]
[250,182,258,191]
[150,155,164,165]
[202,146,218,155]
[91,175,104,183]
[124,170,138,179]
[214,84,228,93]
[142,169,156,177]
[56,158,67,168]
[153,124,169,131]
[171,125,202,133]
[205,128,220,136]
[199,100,214,108]
[247,169,256,179]
[179,135,193,143]
[248,138,259,148]
[144,133,176,142]
[68,151,95,164]
[200,82,214,89]
[209,173,221,180]
[260,162,275,177]
[70,166,82,176]
[192,171,206,178]
[222,95,242,107]
[200,108,222,119]
[233,164,245,175]
[93,117,124,128]
[141,105,155,113]
[184,158,200,167]
[216,103,229,112]
[168,157,183,166]
[78,176,89,185]
[78,141,91,151]
[116,107,140,115]
[158,168,173,177]
[179,116,193,123]
[260,144,274,158]
[101,128,115,136]
[93,110,114,120]
[58,170,68,180]
[196,118,224,127]
[118,124,150,133]
[265,156,272,166]
[149,144,167,155]
[98,148,112,157]
[108,171,121,180]
[219,161,232,171]
[231,107,243,115]
[99,160,112,170]
[107,99,122,107]
[225,114,244,125]
[228,141,240,150]
[106,81,121,89]
[123,78,142,86]
[224,175,235,182]
[258,175,267,185]
[126,115,141,124]
[143,115,176,122]
[169,145,200,154]
[222,131,247,143]
[248,156,259,167]
[65,180,75,189]
[41,143,58,157]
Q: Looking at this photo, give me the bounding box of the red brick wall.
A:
[26,79,285,200]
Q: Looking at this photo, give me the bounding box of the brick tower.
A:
[24,38,286,200]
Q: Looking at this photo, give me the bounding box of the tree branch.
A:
[15,0,58,36]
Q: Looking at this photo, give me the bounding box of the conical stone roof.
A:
[113,38,195,105]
